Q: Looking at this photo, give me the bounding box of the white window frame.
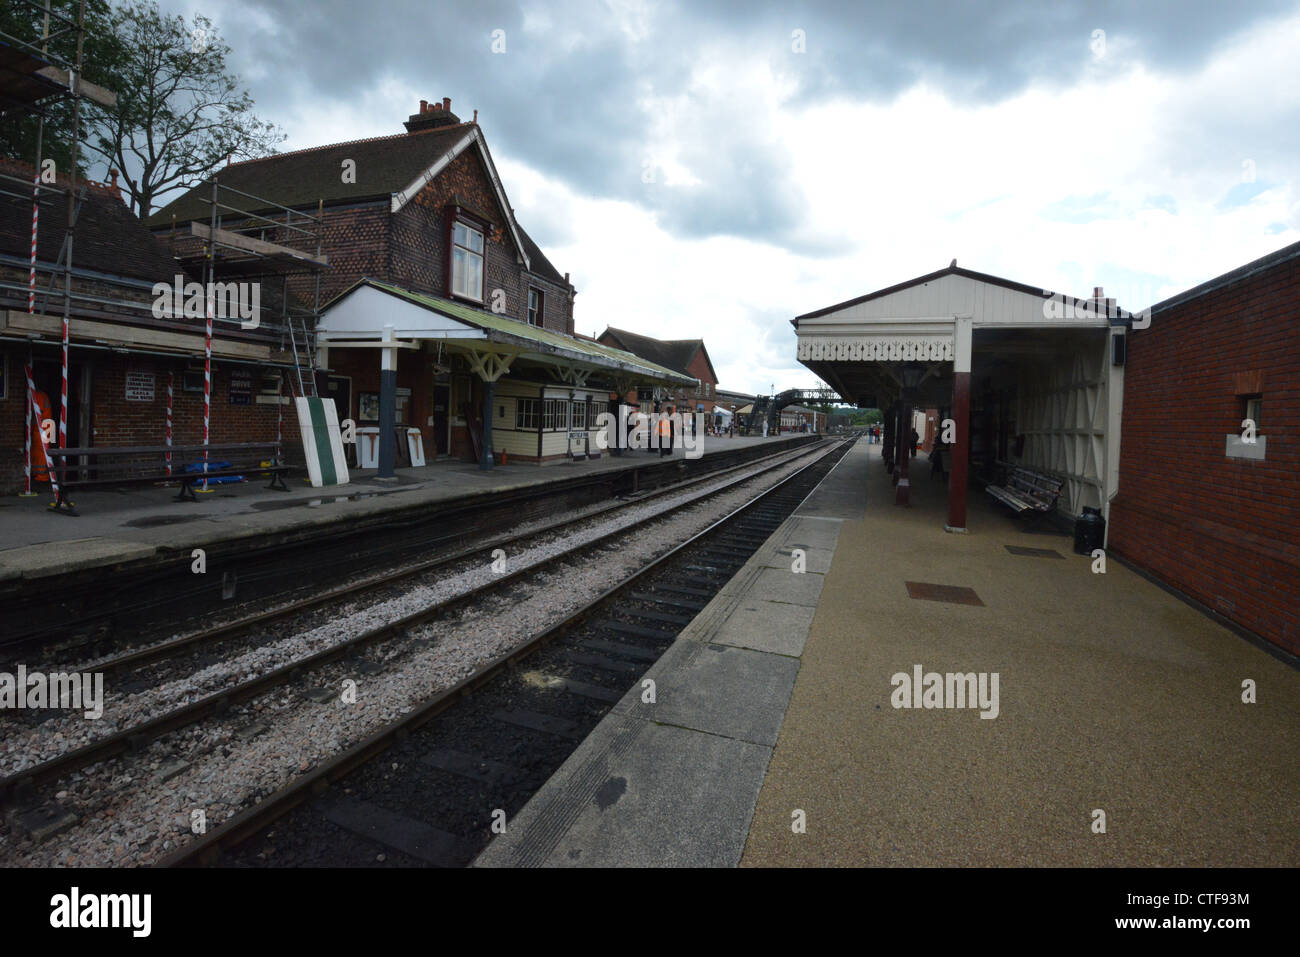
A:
[516,397,539,430]
[451,220,485,302]
[527,287,543,326]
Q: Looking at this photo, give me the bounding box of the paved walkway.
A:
[742,441,1300,866]
[476,436,1298,867]
[0,434,799,582]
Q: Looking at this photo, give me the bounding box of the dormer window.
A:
[527,287,543,326]
[451,220,484,301]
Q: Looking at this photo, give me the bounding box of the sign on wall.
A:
[125,369,155,402]
[229,368,253,406]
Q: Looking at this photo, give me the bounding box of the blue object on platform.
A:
[181,461,244,484]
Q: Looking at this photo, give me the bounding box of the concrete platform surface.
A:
[0,433,810,581]
[477,437,1299,867]
[741,441,1300,867]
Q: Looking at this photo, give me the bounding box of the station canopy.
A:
[793,262,1136,518]
[317,279,696,391]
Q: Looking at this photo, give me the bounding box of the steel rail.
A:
[9,440,827,679]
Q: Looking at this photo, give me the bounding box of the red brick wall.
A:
[388,148,575,334]
[1108,251,1299,655]
[0,350,297,491]
[327,347,443,461]
[0,347,26,490]
[90,356,287,449]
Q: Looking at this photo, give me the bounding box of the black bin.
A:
[1073,506,1106,555]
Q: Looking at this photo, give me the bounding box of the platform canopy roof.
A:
[318,279,696,389]
[792,261,1134,407]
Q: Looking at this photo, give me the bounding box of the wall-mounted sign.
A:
[568,430,588,460]
[125,370,155,402]
[229,368,253,405]
[358,391,380,423]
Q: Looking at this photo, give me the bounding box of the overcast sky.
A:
[161,0,1300,396]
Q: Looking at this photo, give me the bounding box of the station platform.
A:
[0,433,812,584]
[475,436,1300,867]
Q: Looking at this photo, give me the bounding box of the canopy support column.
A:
[378,325,398,479]
[946,317,972,533]
[894,399,913,506]
[465,347,516,471]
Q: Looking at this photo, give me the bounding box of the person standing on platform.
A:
[659,404,674,456]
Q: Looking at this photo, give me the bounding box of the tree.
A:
[0,0,126,178]
[85,1,283,218]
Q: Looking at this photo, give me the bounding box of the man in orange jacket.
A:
[658,404,674,457]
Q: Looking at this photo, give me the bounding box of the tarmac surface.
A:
[0,433,803,582]
[476,436,1300,867]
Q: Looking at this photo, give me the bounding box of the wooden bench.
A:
[41,443,291,514]
[986,463,1064,517]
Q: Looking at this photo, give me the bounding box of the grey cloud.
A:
[166,0,1299,251]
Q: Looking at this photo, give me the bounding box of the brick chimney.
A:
[1091,286,1117,317]
[404,97,461,133]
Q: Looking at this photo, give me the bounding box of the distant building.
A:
[780,404,826,433]
[596,327,718,418]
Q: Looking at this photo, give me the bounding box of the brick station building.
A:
[1108,240,1300,656]
[595,327,720,421]
[153,98,691,471]
[0,158,299,494]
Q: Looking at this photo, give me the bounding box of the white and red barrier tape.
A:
[203,297,212,490]
[28,172,39,314]
[59,312,68,449]
[166,371,173,476]
[275,372,283,461]
[24,363,59,498]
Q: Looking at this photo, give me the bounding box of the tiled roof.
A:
[598,327,712,380]
[147,124,476,226]
[148,124,572,294]
[517,225,566,286]
[0,158,176,282]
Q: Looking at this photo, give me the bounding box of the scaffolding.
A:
[3,3,330,496]
[1,0,117,492]
[157,177,327,485]
[166,179,328,397]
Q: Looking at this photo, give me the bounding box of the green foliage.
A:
[86,1,284,217]
[848,407,882,426]
[0,0,282,217]
[0,0,125,177]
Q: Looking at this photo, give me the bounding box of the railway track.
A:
[0,439,839,825]
[2,438,823,681]
[161,436,854,867]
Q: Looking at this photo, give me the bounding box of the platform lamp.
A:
[895,363,926,506]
